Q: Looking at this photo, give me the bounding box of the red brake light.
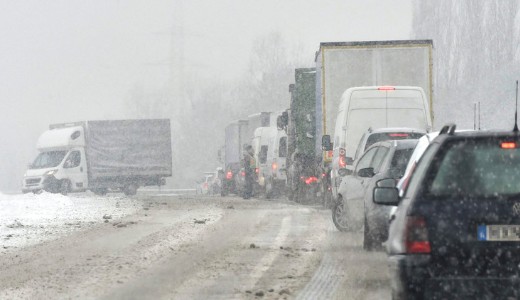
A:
[305,176,318,185]
[378,86,395,91]
[321,173,326,178]
[272,163,278,170]
[405,216,431,254]
[339,156,347,168]
[501,142,517,149]
[241,171,245,177]
[255,168,259,174]
[226,171,233,180]
[389,133,409,137]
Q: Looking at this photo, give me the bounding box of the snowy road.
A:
[0,193,390,299]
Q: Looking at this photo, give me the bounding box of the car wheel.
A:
[59,180,71,196]
[332,198,349,232]
[363,216,373,251]
[92,188,108,196]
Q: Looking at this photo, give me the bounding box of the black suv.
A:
[375,124,520,299]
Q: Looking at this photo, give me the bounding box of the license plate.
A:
[478,225,520,241]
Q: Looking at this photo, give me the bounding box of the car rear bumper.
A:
[389,254,520,299]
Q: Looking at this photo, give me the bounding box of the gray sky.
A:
[0,0,411,192]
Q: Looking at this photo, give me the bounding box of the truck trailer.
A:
[22,119,172,196]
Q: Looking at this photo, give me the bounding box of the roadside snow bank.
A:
[0,192,142,252]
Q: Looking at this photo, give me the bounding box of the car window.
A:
[355,147,378,173]
[404,143,438,198]
[64,151,81,169]
[259,145,268,164]
[428,139,520,196]
[371,146,389,174]
[354,132,368,160]
[389,148,414,178]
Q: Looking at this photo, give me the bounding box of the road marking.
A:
[249,215,292,286]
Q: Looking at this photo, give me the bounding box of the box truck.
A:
[22,119,172,196]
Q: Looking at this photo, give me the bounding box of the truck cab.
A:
[23,126,88,194]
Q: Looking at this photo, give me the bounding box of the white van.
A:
[329,86,432,199]
[264,128,288,198]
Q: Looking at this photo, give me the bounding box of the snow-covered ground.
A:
[0,192,142,253]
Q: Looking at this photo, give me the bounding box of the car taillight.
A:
[388,133,409,137]
[378,86,395,91]
[405,216,431,254]
[226,171,233,180]
[241,171,245,177]
[501,142,517,149]
[272,163,278,171]
[255,168,259,174]
[321,173,326,178]
[339,156,347,168]
[339,147,347,168]
[305,176,318,185]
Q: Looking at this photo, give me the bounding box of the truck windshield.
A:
[31,151,67,169]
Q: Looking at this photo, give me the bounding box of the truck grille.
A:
[25,178,41,185]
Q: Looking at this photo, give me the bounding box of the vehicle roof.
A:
[346,86,425,92]
[366,127,427,134]
[432,129,520,143]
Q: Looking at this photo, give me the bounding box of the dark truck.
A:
[279,68,320,203]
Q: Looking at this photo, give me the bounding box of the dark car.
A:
[336,139,417,250]
[374,124,520,299]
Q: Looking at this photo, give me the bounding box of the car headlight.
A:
[44,169,58,176]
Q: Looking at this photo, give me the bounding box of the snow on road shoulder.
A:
[0,192,142,252]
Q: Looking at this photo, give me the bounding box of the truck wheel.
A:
[93,188,108,196]
[123,184,138,196]
[332,198,349,232]
[59,180,71,196]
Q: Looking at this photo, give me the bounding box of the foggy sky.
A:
[0,0,412,192]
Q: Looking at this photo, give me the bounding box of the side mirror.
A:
[338,168,352,177]
[357,167,374,178]
[373,186,399,206]
[322,135,332,151]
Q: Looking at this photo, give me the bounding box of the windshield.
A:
[30,151,67,169]
[429,139,520,196]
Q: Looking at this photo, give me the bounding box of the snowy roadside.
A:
[0,192,142,253]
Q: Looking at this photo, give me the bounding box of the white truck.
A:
[22,119,172,196]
